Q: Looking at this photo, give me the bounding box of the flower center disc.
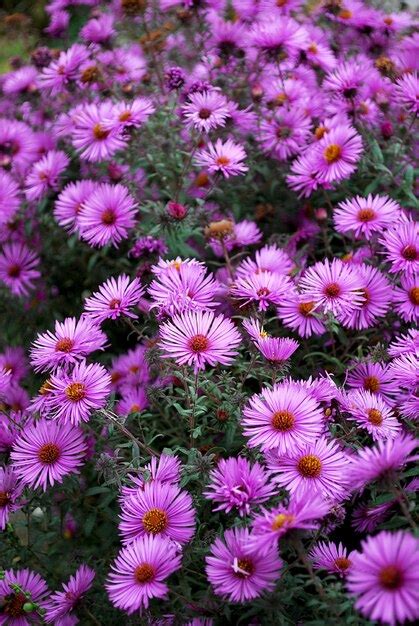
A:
[363,376,380,393]
[324,282,341,297]
[4,592,26,617]
[65,382,87,402]
[142,507,169,534]
[272,410,295,432]
[324,143,342,163]
[38,442,61,464]
[93,123,110,140]
[134,563,155,584]
[55,337,74,352]
[235,558,254,578]
[379,565,403,590]
[101,209,116,225]
[0,490,11,507]
[297,454,322,478]
[189,334,209,353]
[299,301,314,316]
[367,408,383,426]
[334,557,351,570]
[401,245,417,261]
[357,208,376,222]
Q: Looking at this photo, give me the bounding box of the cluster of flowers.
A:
[0,0,418,624]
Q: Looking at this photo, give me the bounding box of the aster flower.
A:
[394,71,419,114]
[389,353,418,388]
[206,527,282,603]
[256,336,300,364]
[236,244,294,278]
[346,361,398,404]
[250,488,330,554]
[313,125,363,184]
[0,118,37,173]
[80,13,115,44]
[105,97,155,132]
[158,310,241,373]
[351,500,394,534]
[0,171,20,225]
[334,194,401,240]
[310,541,354,577]
[344,389,400,441]
[78,183,137,248]
[45,565,95,623]
[148,262,218,318]
[111,344,150,390]
[277,289,327,337]
[0,568,49,625]
[231,271,292,311]
[3,66,38,95]
[182,91,230,133]
[48,361,112,425]
[25,150,69,202]
[0,346,27,383]
[122,455,181,497]
[348,434,418,492]
[30,316,107,373]
[72,102,127,162]
[116,386,149,416]
[84,274,144,323]
[204,457,274,517]
[194,139,248,178]
[299,258,364,316]
[10,419,86,491]
[54,180,98,233]
[323,60,368,101]
[0,466,24,530]
[251,18,307,61]
[388,328,419,358]
[119,481,195,545]
[337,265,392,330]
[0,243,40,297]
[258,109,312,160]
[393,274,419,322]
[39,43,89,93]
[379,220,418,276]
[346,531,419,626]
[266,436,350,500]
[286,149,322,198]
[242,382,323,453]
[106,535,182,614]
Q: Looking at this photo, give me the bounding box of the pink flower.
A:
[119,480,195,545]
[181,91,230,133]
[106,535,182,614]
[48,361,112,425]
[45,565,95,623]
[204,457,274,517]
[158,310,241,373]
[78,183,137,248]
[379,219,418,276]
[0,243,41,297]
[0,568,49,625]
[346,531,419,625]
[206,527,282,603]
[299,258,364,316]
[25,150,69,201]
[334,194,401,240]
[346,361,399,404]
[310,541,355,577]
[231,271,293,311]
[84,274,144,323]
[344,389,401,441]
[312,125,363,183]
[105,97,155,132]
[242,382,324,453]
[10,418,86,491]
[71,102,127,162]
[30,316,107,373]
[337,265,392,330]
[0,466,24,530]
[116,387,149,416]
[194,138,248,178]
[236,244,294,278]
[393,274,419,322]
[394,71,419,114]
[54,180,98,233]
[0,171,20,225]
[277,289,327,337]
[39,43,89,92]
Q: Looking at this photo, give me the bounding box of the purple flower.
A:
[71,102,127,162]
[334,194,401,240]
[194,139,248,178]
[0,467,24,530]
[10,418,86,491]
[231,271,293,311]
[45,565,95,623]
[206,527,282,603]
[394,71,419,114]
[0,171,20,225]
[106,535,182,614]
[54,180,98,233]
[393,275,419,322]
[0,568,49,625]
[346,531,419,625]
[30,316,107,373]
[312,125,363,184]
[204,457,274,517]
[84,275,144,323]
[0,243,41,297]
[119,481,195,545]
[25,150,69,202]
[39,43,89,93]
[242,382,324,453]
[165,66,186,91]
[310,541,355,577]
[379,219,418,276]
[337,265,392,330]
[343,389,401,441]
[181,91,230,133]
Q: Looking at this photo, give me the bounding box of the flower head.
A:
[158,310,241,373]
[0,466,24,530]
[182,91,230,133]
[45,565,95,623]
[106,535,182,614]
[310,541,354,577]
[84,275,144,323]
[344,389,400,441]
[334,194,400,240]
[346,531,419,626]
[313,125,363,183]
[194,139,248,178]
[379,220,418,276]
[0,568,49,625]
[0,243,40,297]
[25,150,69,202]
[10,418,86,491]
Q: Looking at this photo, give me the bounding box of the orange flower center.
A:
[93,123,110,140]
[189,334,209,353]
[55,337,74,353]
[364,376,380,393]
[409,287,419,305]
[38,442,60,464]
[324,143,342,164]
[298,301,315,316]
[0,490,11,507]
[297,454,322,478]
[234,558,254,578]
[367,408,383,425]
[119,111,132,122]
[324,282,341,297]
[142,507,169,534]
[101,209,116,225]
[39,379,53,396]
[272,410,295,432]
[271,513,294,530]
[198,108,211,119]
[357,208,376,222]
[334,557,351,570]
[3,592,26,617]
[134,563,155,584]
[315,126,328,140]
[7,264,21,278]
[216,155,230,166]
[257,287,270,297]
[402,245,417,261]
[379,565,403,589]
[65,382,87,402]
